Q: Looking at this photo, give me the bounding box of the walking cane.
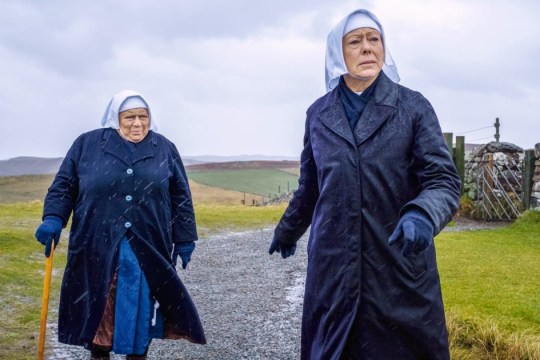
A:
[38,243,55,360]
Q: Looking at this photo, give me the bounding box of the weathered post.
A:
[483,153,495,220]
[494,117,500,142]
[522,149,535,211]
[455,136,465,194]
[443,132,453,160]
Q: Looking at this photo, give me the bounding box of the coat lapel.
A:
[353,73,398,146]
[102,129,132,166]
[131,132,157,164]
[319,89,356,148]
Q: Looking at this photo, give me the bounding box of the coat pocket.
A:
[407,250,428,279]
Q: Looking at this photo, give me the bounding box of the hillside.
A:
[0,161,300,204]
[0,157,63,176]
[186,160,299,171]
[0,156,299,176]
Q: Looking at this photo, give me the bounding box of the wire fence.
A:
[453,118,500,143]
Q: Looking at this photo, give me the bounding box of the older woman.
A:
[269,9,460,360]
[35,90,205,359]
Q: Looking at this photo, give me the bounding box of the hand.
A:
[173,242,195,269]
[269,235,296,259]
[388,209,434,257]
[35,216,63,257]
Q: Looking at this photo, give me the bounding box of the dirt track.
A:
[45,228,307,360]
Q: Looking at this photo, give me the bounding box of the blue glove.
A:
[35,216,63,257]
[269,235,296,259]
[173,242,195,269]
[388,209,434,257]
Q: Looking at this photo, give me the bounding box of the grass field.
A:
[437,211,540,359]
[189,181,264,206]
[0,171,294,205]
[0,175,55,203]
[187,169,299,198]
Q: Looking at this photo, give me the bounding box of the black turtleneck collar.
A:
[338,74,380,130]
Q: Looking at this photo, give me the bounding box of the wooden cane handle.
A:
[38,244,55,360]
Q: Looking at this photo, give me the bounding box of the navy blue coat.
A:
[43,128,206,347]
[274,73,460,360]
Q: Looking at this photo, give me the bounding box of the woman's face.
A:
[342,27,384,86]
[118,108,150,143]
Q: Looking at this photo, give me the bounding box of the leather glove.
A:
[173,242,195,269]
[35,216,63,257]
[269,235,296,259]
[388,209,434,257]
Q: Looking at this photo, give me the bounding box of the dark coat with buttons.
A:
[43,128,206,347]
[274,73,460,360]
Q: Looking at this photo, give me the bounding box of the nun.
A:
[35,90,206,359]
[269,9,460,360]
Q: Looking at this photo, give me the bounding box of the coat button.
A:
[124,222,132,228]
[126,168,133,175]
[125,195,133,201]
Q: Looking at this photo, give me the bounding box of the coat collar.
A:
[101,129,157,165]
[319,72,398,147]
[319,89,356,147]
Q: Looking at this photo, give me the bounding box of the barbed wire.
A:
[455,125,493,135]
[469,135,494,142]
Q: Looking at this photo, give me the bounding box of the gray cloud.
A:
[1,0,539,160]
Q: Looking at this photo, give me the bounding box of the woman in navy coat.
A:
[269,9,460,360]
[35,90,205,359]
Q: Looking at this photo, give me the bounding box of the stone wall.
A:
[463,142,523,201]
[463,141,540,211]
[532,143,540,210]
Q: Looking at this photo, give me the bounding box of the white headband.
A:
[100,90,158,131]
[119,96,148,113]
[344,13,381,35]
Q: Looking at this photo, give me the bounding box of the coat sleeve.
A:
[169,142,198,243]
[42,137,82,226]
[401,93,461,235]
[274,114,320,245]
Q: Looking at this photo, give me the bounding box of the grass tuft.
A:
[447,312,540,359]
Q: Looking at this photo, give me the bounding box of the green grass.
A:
[0,203,65,360]
[194,203,287,237]
[437,210,540,358]
[0,175,54,204]
[187,169,299,197]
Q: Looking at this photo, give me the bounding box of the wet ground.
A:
[45,228,307,360]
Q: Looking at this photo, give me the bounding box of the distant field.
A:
[0,174,263,205]
[0,175,54,203]
[0,162,300,205]
[187,168,299,198]
[189,181,264,205]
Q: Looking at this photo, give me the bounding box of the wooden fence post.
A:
[455,136,465,194]
[443,133,453,159]
[522,149,535,211]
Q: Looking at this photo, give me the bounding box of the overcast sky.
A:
[1,0,539,160]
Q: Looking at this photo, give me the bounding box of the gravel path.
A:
[45,227,308,359]
[44,217,508,359]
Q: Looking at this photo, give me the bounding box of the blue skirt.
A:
[113,238,164,355]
